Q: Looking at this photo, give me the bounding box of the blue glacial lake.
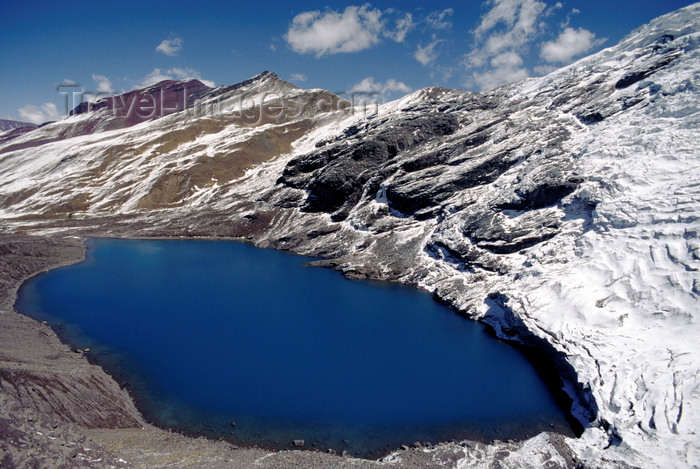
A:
[16,238,571,456]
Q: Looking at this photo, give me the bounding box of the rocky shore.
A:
[0,234,579,468]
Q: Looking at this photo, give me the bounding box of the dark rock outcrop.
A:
[279,114,459,220]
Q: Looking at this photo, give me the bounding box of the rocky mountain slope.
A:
[1,4,699,468]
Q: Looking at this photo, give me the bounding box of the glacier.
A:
[0,4,699,468]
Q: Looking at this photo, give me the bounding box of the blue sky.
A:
[0,0,693,124]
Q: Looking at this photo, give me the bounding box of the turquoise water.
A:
[16,238,571,456]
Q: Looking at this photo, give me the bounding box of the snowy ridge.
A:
[0,5,699,468]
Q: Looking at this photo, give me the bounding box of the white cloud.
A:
[426,8,454,30]
[156,37,184,56]
[559,6,579,28]
[533,64,558,75]
[18,103,61,124]
[349,77,411,97]
[472,51,529,90]
[289,73,307,82]
[284,6,428,57]
[474,0,539,36]
[431,65,454,82]
[414,39,442,66]
[385,12,413,43]
[469,0,547,67]
[464,0,550,90]
[540,27,605,63]
[139,68,214,88]
[465,2,602,90]
[285,5,384,57]
[384,13,415,42]
[91,74,113,94]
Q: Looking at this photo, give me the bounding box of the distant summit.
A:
[64,73,305,130]
[0,119,36,132]
[70,79,211,127]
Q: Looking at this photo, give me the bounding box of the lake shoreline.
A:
[0,233,581,468]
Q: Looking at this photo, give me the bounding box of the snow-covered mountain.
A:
[0,119,36,133]
[1,4,699,467]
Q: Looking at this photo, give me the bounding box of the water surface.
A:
[16,238,571,456]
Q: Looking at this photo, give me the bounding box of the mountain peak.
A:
[254,70,278,81]
[225,70,298,92]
